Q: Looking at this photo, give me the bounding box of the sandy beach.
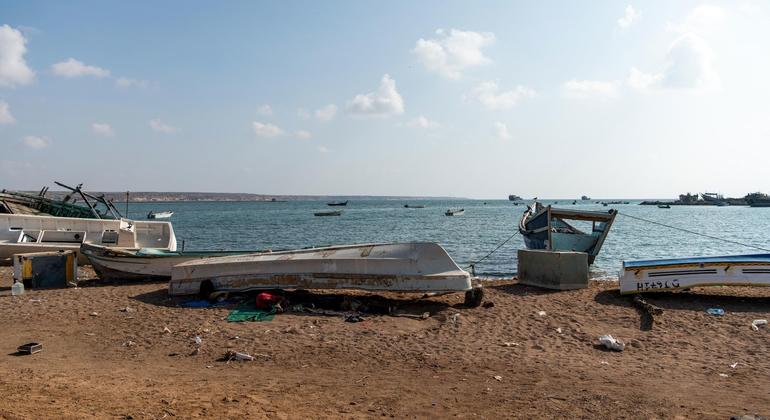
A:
[0,266,768,419]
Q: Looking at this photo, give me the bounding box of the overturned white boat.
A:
[0,213,176,265]
[620,254,770,294]
[168,242,473,296]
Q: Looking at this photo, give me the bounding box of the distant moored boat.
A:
[315,210,342,216]
[147,211,173,219]
[327,200,348,206]
[445,208,464,216]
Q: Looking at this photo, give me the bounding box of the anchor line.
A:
[618,211,770,252]
[465,230,520,274]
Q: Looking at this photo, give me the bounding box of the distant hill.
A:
[27,191,460,202]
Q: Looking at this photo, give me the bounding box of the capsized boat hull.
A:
[619,254,770,294]
[81,243,258,281]
[169,242,472,296]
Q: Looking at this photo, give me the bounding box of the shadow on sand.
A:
[594,288,770,314]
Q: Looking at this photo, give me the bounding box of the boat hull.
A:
[169,242,472,296]
[619,254,770,294]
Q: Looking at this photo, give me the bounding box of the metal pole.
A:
[125,191,129,219]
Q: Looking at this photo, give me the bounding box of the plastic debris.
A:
[501,342,519,347]
[89,312,99,317]
[751,319,768,331]
[163,326,172,334]
[706,308,725,316]
[537,310,546,317]
[120,307,135,313]
[344,314,366,323]
[493,375,502,382]
[225,351,255,361]
[194,336,202,347]
[730,362,739,369]
[449,313,461,323]
[598,335,625,351]
[719,373,729,378]
[556,327,563,334]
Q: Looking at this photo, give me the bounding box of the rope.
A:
[465,230,519,274]
[618,211,770,252]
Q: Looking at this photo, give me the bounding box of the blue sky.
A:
[1,1,768,198]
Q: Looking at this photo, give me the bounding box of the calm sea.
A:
[126,200,770,279]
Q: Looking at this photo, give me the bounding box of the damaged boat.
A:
[168,242,473,297]
[620,254,770,294]
[518,202,616,264]
[1,181,123,219]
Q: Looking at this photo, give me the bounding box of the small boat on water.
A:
[581,195,591,201]
[81,243,259,281]
[445,208,464,216]
[147,211,173,219]
[327,200,348,207]
[620,254,770,294]
[168,242,473,296]
[658,204,671,209]
[508,195,522,201]
[315,210,342,216]
[518,202,616,265]
[404,204,425,209]
[745,192,770,207]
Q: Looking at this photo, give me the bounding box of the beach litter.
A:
[751,319,767,331]
[163,326,172,334]
[89,312,99,317]
[537,311,547,317]
[344,314,366,323]
[730,362,739,369]
[501,342,519,347]
[16,342,42,355]
[493,375,502,382]
[706,308,725,316]
[719,373,729,378]
[226,300,276,322]
[119,306,135,313]
[225,351,255,361]
[598,335,625,352]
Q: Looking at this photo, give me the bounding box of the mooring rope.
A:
[618,211,770,252]
[465,230,520,274]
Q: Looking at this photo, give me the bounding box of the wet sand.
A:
[0,266,768,419]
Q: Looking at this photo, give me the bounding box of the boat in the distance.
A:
[518,202,616,264]
[168,242,473,297]
[0,213,176,265]
[745,192,770,207]
[404,204,425,209]
[81,243,259,281]
[620,254,770,294]
[701,192,728,206]
[581,195,590,201]
[508,195,522,201]
[147,211,174,219]
[315,210,342,216]
[658,204,671,209]
[445,208,465,216]
[327,200,348,207]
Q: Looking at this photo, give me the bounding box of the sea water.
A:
[125,200,770,279]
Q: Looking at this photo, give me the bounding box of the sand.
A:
[0,266,768,419]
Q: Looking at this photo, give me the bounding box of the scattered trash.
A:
[123,340,135,347]
[163,326,172,334]
[449,313,461,323]
[600,361,610,365]
[256,292,284,309]
[194,336,202,347]
[227,301,276,322]
[225,350,255,361]
[719,373,729,378]
[344,314,366,323]
[29,299,42,303]
[120,307,135,313]
[11,281,24,296]
[537,311,547,317]
[390,312,430,320]
[706,308,725,316]
[16,342,42,355]
[555,327,563,334]
[730,362,739,369]
[501,342,519,347]
[89,312,99,317]
[493,375,502,382]
[751,319,768,331]
[598,335,625,352]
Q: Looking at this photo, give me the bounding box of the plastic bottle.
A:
[11,280,24,296]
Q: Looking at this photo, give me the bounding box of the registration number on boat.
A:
[635,279,680,292]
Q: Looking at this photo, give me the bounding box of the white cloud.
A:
[494,122,511,140]
[413,29,495,80]
[669,4,725,35]
[295,130,312,140]
[0,100,15,124]
[626,67,663,92]
[252,121,284,138]
[315,104,337,122]
[0,25,35,87]
[23,135,50,149]
[256,104,273,116]
[149,119,180,134]
[466,81,535,110]
[346,74,404,117]
[406,115,439,129]
[51,58,110,78]
[115,77,148,88]
[91,123,114,137]
[563,79,620,99]
[297,108,311,119]
[317,145,330,153]
[660,33,719,90]
[618,5,641,29]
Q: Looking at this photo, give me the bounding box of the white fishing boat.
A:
[168,242,473,297]
[147,211,173,219]
[445,208,464,216]
[81,243,256,281]
[619,254,770,294]
[0,213,176,265]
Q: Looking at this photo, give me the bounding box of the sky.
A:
[1,1,769,199]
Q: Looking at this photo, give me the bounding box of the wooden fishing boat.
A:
[147,211,174,219]
[327,200,348,206]
[658,204,671,209]
[0,213,176,265]
[168,242,473,296]
[81,243,258,281]
[1,181,123,219]
[620,254,770,294]
[314,210,342,216]
[518,202,616,264]
[445,208,464,216]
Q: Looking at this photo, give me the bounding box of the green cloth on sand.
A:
[226,301,276,322]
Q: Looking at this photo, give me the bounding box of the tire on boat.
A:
[464,286,484,308]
